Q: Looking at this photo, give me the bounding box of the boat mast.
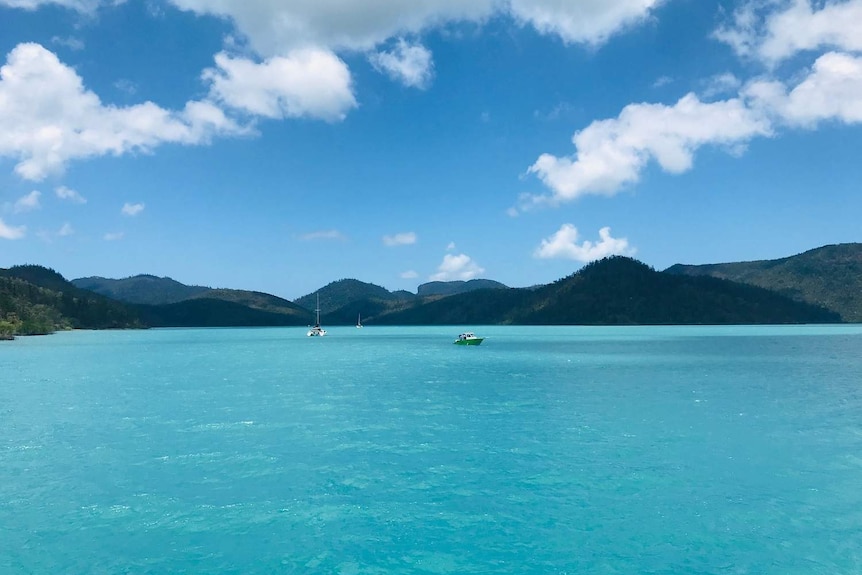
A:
[315,293,321,326]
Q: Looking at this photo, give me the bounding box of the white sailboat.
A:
[307,294,326,337]
[356,313,362,328]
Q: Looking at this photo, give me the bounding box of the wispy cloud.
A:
[13,190,41,213]
[534,225,635,262]
[383,231,417,246]
[121,202,145,216]
[0,218,26,240]
[400,270,418,279]
[51,35,84,51]
[104,231,124,241]
[57,222,74,236]
[430,253,485,281]
[300,229,346,241]
[55,185,87,204]
[370,39,434,89]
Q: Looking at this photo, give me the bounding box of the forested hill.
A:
[72,274,210,305]
[665,243,862,322]
[0,251,850,338]
[370,257,841,325]
[294,279,414,313]
[0,265,143,336]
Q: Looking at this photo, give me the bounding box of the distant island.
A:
[2,243,859,339]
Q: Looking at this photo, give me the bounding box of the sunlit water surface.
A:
[2,325,862,574]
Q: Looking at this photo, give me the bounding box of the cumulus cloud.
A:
[383,231,417,246]
[0,218,26,239]
[300,229,345,241]
[509,0,665,46]
[203,50,357,122]
[13,190,41,213]
[55,185,87,203]
[12,0,666,53]
[745,51,862,127]
[534,225,635,262]
[167,0,494,55]
[121,202,145,216]
[430,253,485,281]
[0,43,248,181]
[523,93,771,207]
[370,39,434,89]
[715,0,862,64]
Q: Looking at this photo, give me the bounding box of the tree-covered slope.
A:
[295,279,414,313]
[373,257,840,325]
[0,266,144,334]
[417,279,508,297]
[665,243,862,322]
[72,274,210,305]
[136,298,312,327]
[190,288,311,320]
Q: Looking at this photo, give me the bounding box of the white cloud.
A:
[509,0,665,46]
[0,218,26,239]
[203,50,357,122]
[745,51,862,127]
[446,241,456,251]
[13,190,41,213]
[523,93,771,207]
[370,39,434,89]
[121,202,145,216]
[400,270,418,279]
[534,225,635,262]
[0,43,248,181]
[15,0,665,53]
[300,229,345,241]
[168,0,494,55]
[715,0,862,64]
[58,222,74,236]
[430,253,485,281]
[0,0,98,9]
[103,231,124,241]
[55,185,87,203]
[382,231,417,246]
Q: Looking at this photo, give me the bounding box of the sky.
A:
[1,0,861,300]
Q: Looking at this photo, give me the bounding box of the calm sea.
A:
[2,325,861,574]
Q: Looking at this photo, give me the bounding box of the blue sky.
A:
[1,0,861,300]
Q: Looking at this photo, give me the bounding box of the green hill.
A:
[417,279,508,297]
[136,298,312,327]
[665,243,862,322]
[72,274,210,305]
[295,279,414,314]
[189,289,312,321]
[372,257,840,325]
[0,265,144,336]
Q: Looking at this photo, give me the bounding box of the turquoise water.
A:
[2,325,862,574]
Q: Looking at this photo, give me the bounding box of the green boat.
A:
[454,332,484,346]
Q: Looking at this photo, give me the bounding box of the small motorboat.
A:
[454,332,484,346]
